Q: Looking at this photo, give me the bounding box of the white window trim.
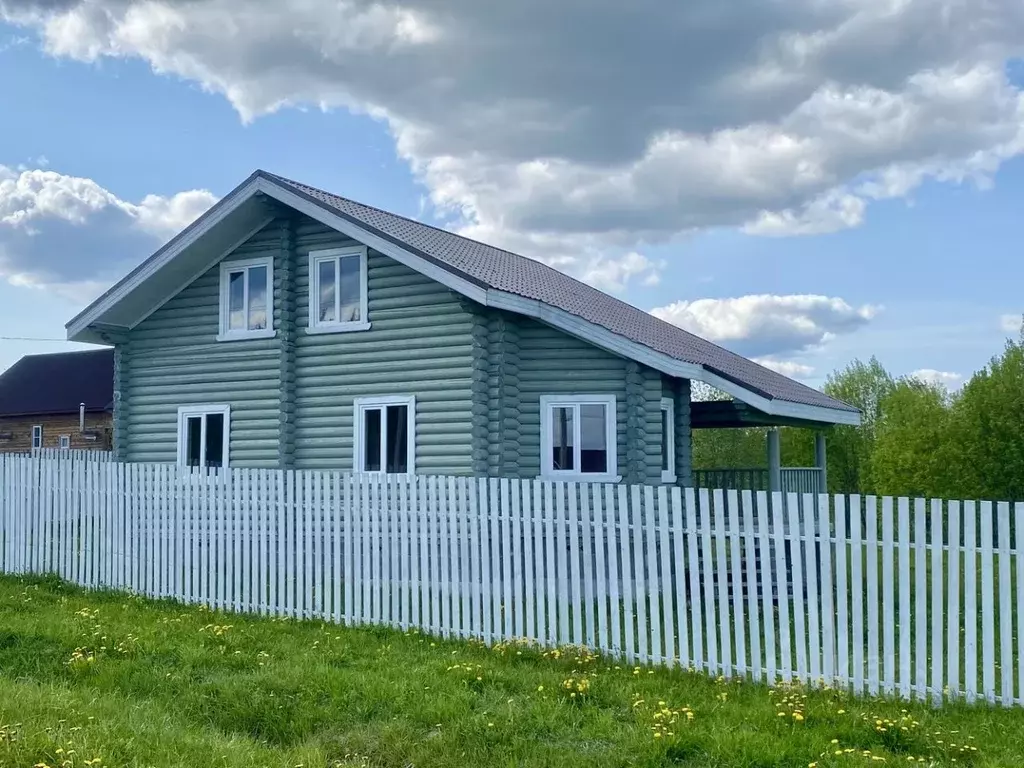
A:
[661,397,676,484]
[539,394,620,483]
[217,255,276,342]
[353,395,416,475]
[31,424,42,450]
[176,404,231,468]
[307,246,371,334]
[59,435,71,450]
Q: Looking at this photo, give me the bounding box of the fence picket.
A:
[997,502,1012,705]
[980,501,995,704]
[914,498,927,701]
[699,488,717,675]
[804,494,821,685]
[788,493,807,684]
[618,484,635,663]
[947,500,961,700]
[850,495,864,695]
[834,494,847,689]
[630,485,647,662]
[819,494,835,687]
[570,482,584,646]
[931,498,944,705]
[606,483,622,657]
[592,484,608,653]
[658,486,675,668]
[511,479,525,641]
[964,500,978,703]
[685,488,703,674]
[771,492,791,683]
[1017,503,1024,706]
[645,485,661,664]
[888,496,902,698]
[752,491,772,685]
[712,489,731,676]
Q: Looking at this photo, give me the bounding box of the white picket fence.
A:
[29,449,114,463]
[1,454,1022,707]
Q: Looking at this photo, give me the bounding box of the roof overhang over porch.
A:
[691,400,845,430]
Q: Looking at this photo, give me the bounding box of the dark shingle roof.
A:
[267,172,857,416]
[0,349,114,417]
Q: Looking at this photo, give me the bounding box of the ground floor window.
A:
[59,434,71,450]
[354,395,415,475]
[661,397,676,483]
[540,394,618,480]
[31,425,42,450]
[176,405,230,468]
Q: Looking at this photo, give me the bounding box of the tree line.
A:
[693,325,1024,501]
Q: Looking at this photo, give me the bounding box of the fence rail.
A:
[1,455,1021,707]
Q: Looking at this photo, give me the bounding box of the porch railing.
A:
[693,467,824,495]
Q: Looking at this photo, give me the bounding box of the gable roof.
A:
[67,170,859,426]
[0,349,114,417]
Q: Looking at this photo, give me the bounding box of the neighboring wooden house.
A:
[66,171,859,484]
[0,349,114,453]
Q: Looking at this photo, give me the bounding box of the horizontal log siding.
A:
[123,223,284,466]
[514,316,630,480]
[292,220,475,473]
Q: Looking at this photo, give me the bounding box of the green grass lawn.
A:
[1,577,1023,767]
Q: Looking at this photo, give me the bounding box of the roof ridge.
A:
[265,170,570,266]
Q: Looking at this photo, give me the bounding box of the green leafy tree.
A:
[870,378,952,498]
[818,357,896,493]
[946,333,1024,501]
[691,427,766,470]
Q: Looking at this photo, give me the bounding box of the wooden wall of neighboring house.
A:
[0,413,113,453]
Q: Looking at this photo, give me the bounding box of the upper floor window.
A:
[177,405,230,469]
[661,397,676,483]
[308,246,370,334]
[540,394,619,482]
[218,256,274,341]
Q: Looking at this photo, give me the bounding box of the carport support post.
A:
[766,428,782,494]
[815,432,828,494]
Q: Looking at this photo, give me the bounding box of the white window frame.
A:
[59,434,71,450]
[353,395,416,475]
[307,246,370,334]
[539,394,619,482]
[217,256,275,342]
[176,404,231,468]
[31,424,43,450]
[660,397,676,484]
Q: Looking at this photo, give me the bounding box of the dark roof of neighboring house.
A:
[0,349,114,417]
[269,173,857,415]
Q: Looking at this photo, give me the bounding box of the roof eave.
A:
[66,171,267,342]
[484,289,861,426]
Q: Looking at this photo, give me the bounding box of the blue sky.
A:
[1,2,1023,392]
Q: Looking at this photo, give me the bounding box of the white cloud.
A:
[0,165,216,293]
[649,293,879,359]
[580,252,663,293]
[910,369,964,390]
[3,0,1023,283]
[1000,313,1021,334]
[752,357,815,379]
